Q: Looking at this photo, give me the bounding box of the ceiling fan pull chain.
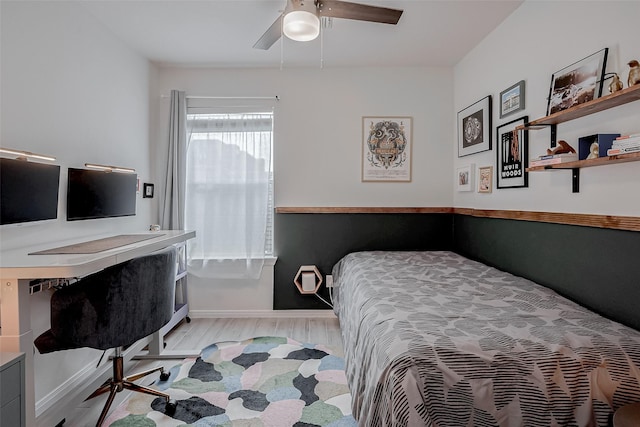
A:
[320,20,324,69]
[280,18,284,71]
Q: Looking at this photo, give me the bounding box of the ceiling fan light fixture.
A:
[283,10,320,42]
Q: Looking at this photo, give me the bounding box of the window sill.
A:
[264,256,278,266]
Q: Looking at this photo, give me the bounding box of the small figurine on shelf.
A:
[628,60,640,87]
[586,142,599,160]
[609,73,624,93]
[547,140,576,156]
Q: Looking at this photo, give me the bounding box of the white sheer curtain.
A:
[185,109,273,279]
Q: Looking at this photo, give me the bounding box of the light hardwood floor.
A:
[62,316,343,427]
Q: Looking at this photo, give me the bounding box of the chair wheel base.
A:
[159,370,170,381]
[165,399,177,415]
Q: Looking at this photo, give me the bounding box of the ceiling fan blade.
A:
[317,0,403,25]
[253,14,283,50]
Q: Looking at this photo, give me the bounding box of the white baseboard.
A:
[188,309,337,319]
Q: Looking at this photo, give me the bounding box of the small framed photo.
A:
[362,116,412,182]
[496,116,528,189]
[458,96,492,157]
[143,183,154,198]
[499,80,525,119]
[478,166,493,193]
[456,164,474,192]
[547,48,608,116]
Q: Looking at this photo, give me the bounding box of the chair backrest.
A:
[48,246,177,350]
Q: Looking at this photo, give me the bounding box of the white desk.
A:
[0,230,195,427]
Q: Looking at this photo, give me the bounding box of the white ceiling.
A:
[79,0,523,68]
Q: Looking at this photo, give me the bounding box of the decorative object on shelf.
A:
[496,116,528,189]
[547,48,608,115]
[607,73,624,93]
[456,163,474,192]
[143,183,154,198]
[628,60,640,87]
[457,96,492,157]
[478,166,492,193]
[547,139,576,156]
[362,116,412,182]
[578,134,620,160]
[499,80,525,119]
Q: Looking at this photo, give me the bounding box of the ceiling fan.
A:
[253,0,403,50]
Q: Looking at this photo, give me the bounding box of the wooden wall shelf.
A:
[522,84,640,192]
[526,151,640,172]
[526,84,640,127]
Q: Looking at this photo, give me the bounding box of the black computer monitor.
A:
[0,157,61,225]
[66,167,137,221]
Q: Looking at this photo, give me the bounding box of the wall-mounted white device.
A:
[294,265,323,294]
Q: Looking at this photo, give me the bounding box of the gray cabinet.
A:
[0,352,25,427]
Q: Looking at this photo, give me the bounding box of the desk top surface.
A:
[0,230,195,279]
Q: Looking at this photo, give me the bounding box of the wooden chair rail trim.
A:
[275,207,453,214]
[275,207,640,232]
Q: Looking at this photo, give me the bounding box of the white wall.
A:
[155,66,453,208]
[153,66,454,311]
[1,1,154,252]
[453,1,640,216]
[1,0,153,413]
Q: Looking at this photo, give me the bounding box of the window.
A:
[185,110,273,279]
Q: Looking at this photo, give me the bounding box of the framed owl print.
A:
[362,116,412,182]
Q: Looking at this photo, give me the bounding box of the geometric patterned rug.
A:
[103,336,357,426]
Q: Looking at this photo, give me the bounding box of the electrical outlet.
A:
[326,275,333,288]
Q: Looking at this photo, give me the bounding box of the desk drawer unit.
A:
[0,352,25,427]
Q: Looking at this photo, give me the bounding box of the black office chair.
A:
[34,246,178,426]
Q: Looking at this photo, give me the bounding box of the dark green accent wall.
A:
[453,215,640,331]
[274,211,640,331]
[273,213,454,309]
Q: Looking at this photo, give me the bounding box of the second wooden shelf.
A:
[526,151,640,171]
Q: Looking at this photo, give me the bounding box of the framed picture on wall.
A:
[143,183,154,198]
[547,48,608,115]
[499,80,525,118]
[496,116,528,189]
[456,164,474,192]
[478,166,493,193]
[362,116,412,182]
[458,96,492,157]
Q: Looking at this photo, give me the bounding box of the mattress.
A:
[332,251,640,426]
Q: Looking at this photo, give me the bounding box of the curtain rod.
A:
[161,94,279,100]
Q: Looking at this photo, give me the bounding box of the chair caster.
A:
[186,316,191,323]
[159,370,171,381]
[165,398,178,415]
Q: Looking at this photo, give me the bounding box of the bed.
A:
[332,251,640,426]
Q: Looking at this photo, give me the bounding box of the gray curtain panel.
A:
[160,89,187,230]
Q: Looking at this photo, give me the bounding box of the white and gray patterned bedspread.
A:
[332,251,640,426]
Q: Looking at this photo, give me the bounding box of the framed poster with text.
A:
[362,116,412,182]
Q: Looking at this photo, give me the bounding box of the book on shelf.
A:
[615,133,640,140]
[612,136,640,147]
[529,154,578,167]
[536,152,579,160]
[607,146,640,156]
